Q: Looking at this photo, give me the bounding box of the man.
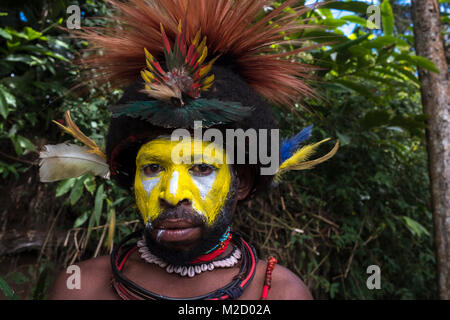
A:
[40,0,337,300]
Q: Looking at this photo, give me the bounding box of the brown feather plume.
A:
[75,0,320,107]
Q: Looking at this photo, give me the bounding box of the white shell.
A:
[166,265,174,273]
[139,247,148,254]
[137,240,146,247]
[138,236,242,278]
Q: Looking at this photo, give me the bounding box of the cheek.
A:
[191,171,217,200]
[134,174,163,222]
[194,168,231,224]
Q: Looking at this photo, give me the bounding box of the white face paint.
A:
[141,175,161,197]
[191,170,217,200]
[169,170,179,196]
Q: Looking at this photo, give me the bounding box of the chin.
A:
[143,213,231,266]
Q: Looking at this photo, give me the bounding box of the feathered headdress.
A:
[40,0,338,185]
[77,0,318,109]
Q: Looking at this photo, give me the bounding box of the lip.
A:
[155,218,198,229]
[152,219,201,243]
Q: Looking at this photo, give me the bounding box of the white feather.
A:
[39,143,110,182]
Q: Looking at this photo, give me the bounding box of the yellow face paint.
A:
[134,138,231,225]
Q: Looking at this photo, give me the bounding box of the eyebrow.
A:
[137,154,165,164]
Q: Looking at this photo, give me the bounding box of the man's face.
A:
[134,137,236,262]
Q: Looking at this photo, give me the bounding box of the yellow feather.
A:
[192,29,202,47]
[199,56,220,78]
[196,36,207,55]
[141,70,151,83]
[275,139,339,181]
[144,48,153,62]
[53,111,106,160]
[197,46,208,65]
[202,74,214,86]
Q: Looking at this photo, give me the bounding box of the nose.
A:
[159,170,193,206]
[159,198,191,210]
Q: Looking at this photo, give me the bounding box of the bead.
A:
[201,264,208,272]
[181,266,188,276]
[195,265,202,274]
[166,265,174,273]
[208,263,214,271]
[188,267,195,278]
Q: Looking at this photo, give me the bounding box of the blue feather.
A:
[281,125,313,162]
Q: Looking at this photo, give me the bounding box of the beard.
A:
[142,174,238,266]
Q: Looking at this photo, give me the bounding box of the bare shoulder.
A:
[266,262,313,300]
[48,256,116,300]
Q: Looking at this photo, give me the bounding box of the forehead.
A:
[136,137,227,163]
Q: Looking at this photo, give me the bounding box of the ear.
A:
[235,165,255,201]
[275,127,339,181]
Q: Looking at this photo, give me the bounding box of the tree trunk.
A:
[411,0,450,299]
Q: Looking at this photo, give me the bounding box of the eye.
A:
[143,164,163,177]
[190,164,216,176]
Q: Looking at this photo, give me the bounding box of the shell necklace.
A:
[136,229,241,278]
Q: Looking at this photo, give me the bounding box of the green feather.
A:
[109,99,253,128]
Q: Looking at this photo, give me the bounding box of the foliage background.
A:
[0,0,447,299]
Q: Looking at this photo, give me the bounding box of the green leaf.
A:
[333,79,380,103]
[336,132,351,146]
[83,175,96,195]
[340,15,370,28]
[73,211,90,228]
[70,177,85,205]
[322,1,369,14]
[402,216,430,238]
[93,183,105,225]
[0,277,18,300]
[328,34,370,55]
[16,135,36,153]
[381,0,395,36]
[0,89,8,119]
[0,28,12,40]
[55,178,77,197]
[409,55,439,73]
[23,27,43,41]
[0,87,17,108]
[5,54,33,65]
